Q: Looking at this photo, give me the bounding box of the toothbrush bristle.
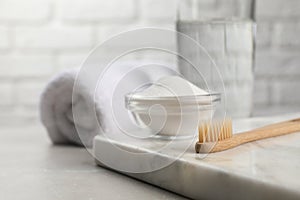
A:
[198,118,233,143]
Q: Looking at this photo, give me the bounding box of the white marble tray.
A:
[94,114,300,200]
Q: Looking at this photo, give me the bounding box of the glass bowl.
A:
[125,92,221,139]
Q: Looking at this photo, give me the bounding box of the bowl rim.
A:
[125,92,221,103]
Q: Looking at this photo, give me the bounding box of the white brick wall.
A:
[61,0,136,22]
[253,79,269,105]
[273,22,300,48]
[16,80,46,106]
[254,0,300,112]
[0,82,13,106]
[256,22,273,48]
[0,27,10,50]
[0,0,51,23]
[0,0,299,126]
[271,80,300,105]
[57,52,89,69]
[139,0,177,22]
[96,22,176,44]
[256,0,300,19]
[255,52,300,77]
[0,54,54,77]
[16,26,93,51]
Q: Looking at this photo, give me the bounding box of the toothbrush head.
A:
[198,118,233,143]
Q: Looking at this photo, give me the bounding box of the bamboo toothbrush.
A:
[195,118,300,153]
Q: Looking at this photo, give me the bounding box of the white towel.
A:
[40,63,178,148]
[40,69,102,147]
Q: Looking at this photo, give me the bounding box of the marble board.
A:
[94,114,300,200]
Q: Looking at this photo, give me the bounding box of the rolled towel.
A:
[40,62,178,148]
[40,69,102,147]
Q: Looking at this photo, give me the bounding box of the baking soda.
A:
[132,76,208,98]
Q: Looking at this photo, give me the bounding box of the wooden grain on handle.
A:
[196,118,300,153]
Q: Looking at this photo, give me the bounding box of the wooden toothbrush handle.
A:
[212,118,300,153]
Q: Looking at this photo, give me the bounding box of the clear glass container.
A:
[176,0,256,118]
[125,92,221,139]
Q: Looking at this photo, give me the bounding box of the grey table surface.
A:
[0,124,188,200]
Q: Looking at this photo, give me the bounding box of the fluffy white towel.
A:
[40,69,102,147]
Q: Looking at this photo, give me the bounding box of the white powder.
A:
[132,76,208,98]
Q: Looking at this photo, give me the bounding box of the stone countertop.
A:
[94,113,300,200]
[0,125,187,200]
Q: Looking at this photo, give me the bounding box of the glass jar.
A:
[176,0,256,118]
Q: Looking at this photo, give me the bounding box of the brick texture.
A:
[0,82,13,106]
[16,26,93,51]
[139,0,177,22]
[57,52,89,69]
[0,0,299,125]
[0,0,50,23]
[256,22,273,48]
[61,0,136,22]
[254,0,300,110]
[253,78,269,105]
[273,22,300,48]
[16,81,47,106]
[0,54,54,77]
[0,27,10,49]
[256,0,300,19]
[255,52,300,77]
[271,80,300,105]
